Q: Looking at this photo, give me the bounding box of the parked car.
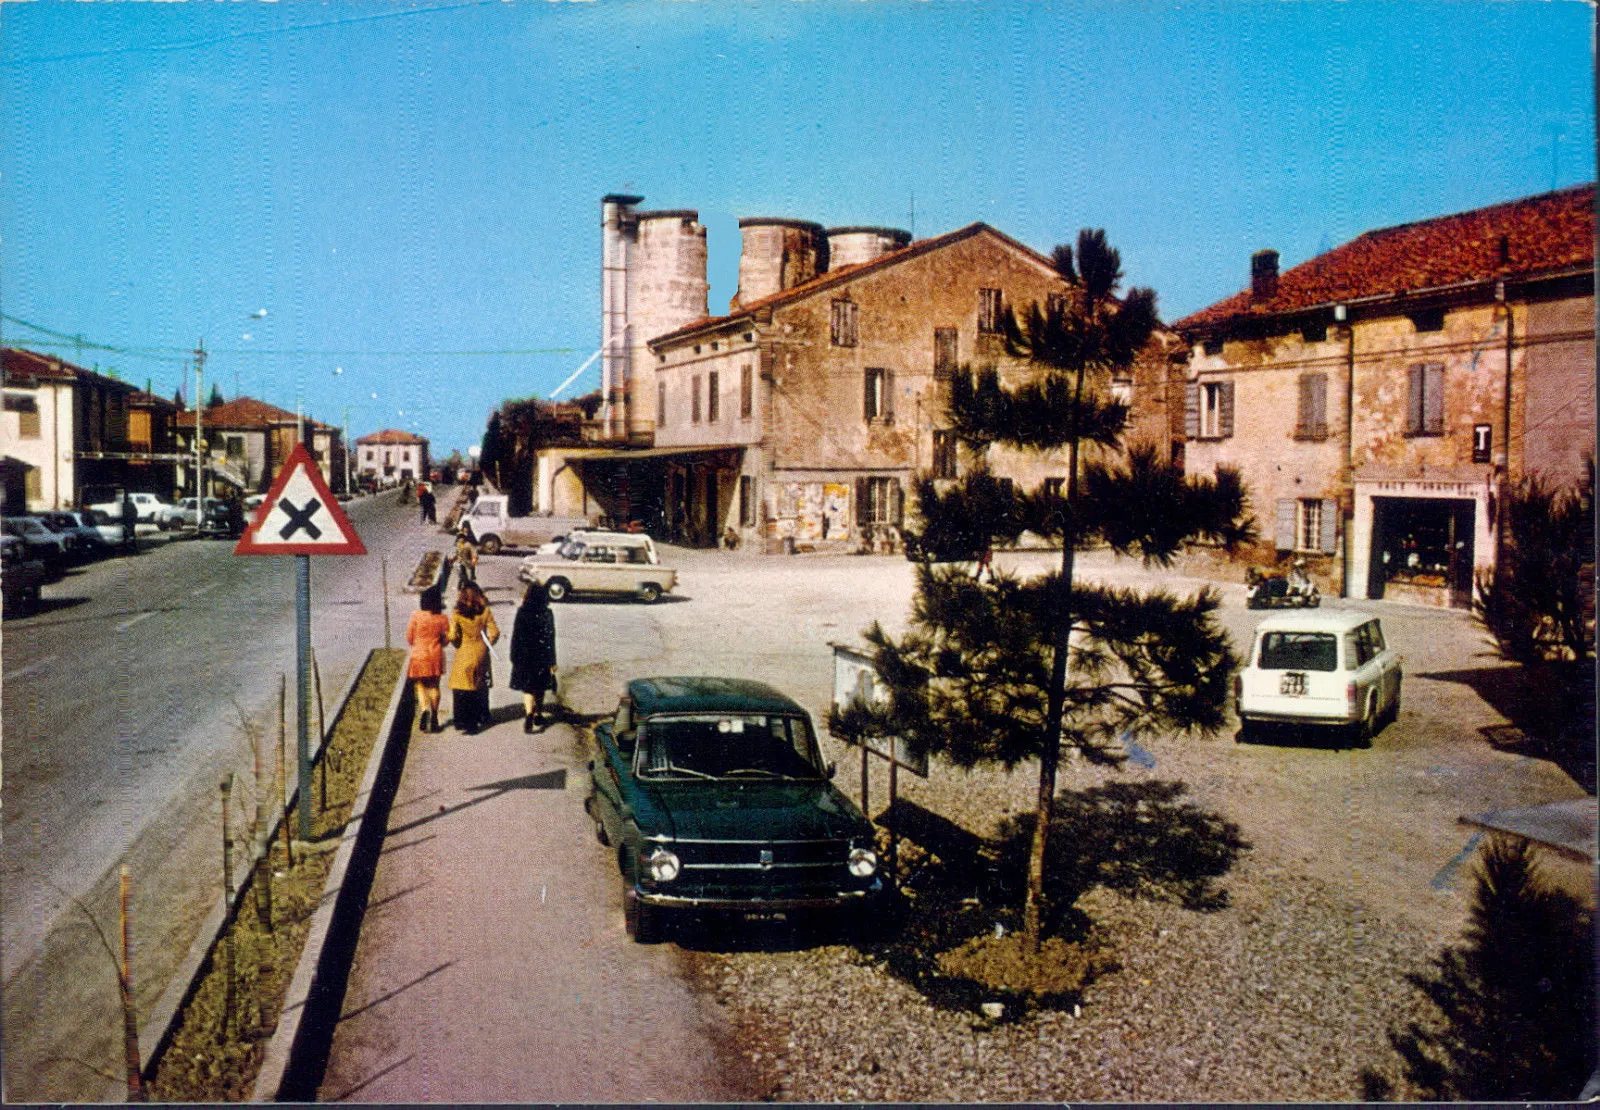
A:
[87,492,179,529]
[85,509,159,545]
[2,534,46,616]
[586,676,887,943]
[2,516,70,576]
[518,533,676,603]
[1235,611,1402,747]
[36,511,111,561]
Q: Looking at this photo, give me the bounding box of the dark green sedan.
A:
[585,676,886,943]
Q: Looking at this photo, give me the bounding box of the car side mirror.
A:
[617,729,637,755]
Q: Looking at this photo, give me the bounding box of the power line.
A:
[1,315,584,362]
[2,2,495,67]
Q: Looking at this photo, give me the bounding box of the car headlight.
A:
[847,846,878,878]
[643,847,681,883]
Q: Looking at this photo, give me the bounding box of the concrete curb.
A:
[104,649,394,1102]
[250,648,412,1101]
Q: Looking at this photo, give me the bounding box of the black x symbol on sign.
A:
[279,498,323,541]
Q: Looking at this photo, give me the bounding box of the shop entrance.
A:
[1367,497,1476,608]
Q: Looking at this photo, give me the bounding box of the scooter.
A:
[1246,561,1320,609]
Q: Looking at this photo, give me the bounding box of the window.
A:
[5,393,39,438]
[1406,364,1444,436]
[691,375,702,423]
[831,299,858,347]
[864,367,893,422]
[934,328,959,381]
[1409,307,1445,333]
[1275,496,1338,553]
[707,370,720,423]
[856,476,904,526]
[932,430,958,479]
[740,365,753,418]
[1259,631,1338,672]
[1301,320,1328,343]
[739,475,754,527]
[1203,337,1224,356]
[978,288,1004,333]
[1295,373,1328,440]
[1110,378,1133,407]
[1185,380,1234,439]
[658,382,667,427]
[1042,476,1065,502]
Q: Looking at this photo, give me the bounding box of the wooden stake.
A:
[119,866,144,1101]
[381,556,392,650]
[313,649,327,814]
[219,776,235,1040]
[251,731,272,931]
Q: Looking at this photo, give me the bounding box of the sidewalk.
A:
[314,580,756,1103]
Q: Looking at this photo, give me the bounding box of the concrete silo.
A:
[731,218,826,310]
[824,226,912,270]
[599,196,709,443]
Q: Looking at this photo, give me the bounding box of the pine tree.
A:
[208,382,224,408]
[832,230,1254,941]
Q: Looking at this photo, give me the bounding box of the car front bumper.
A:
[633,879,884,913]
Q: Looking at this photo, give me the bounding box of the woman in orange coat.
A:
[448,582,500,734]
[406,587,450,733]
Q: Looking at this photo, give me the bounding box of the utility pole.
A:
[194,341,207,504]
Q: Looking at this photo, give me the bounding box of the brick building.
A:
[538,197,1184,550]
[1175,184,1595,608]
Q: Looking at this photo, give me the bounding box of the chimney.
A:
[1250,249,1279,301]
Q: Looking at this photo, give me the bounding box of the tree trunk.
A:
[1022,360,1087,945]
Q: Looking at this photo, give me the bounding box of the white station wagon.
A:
[1235,611,1402,746]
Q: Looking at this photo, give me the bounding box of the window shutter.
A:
[863,372,875,421]
[1274,498,1296,551]
[1406,365,1424,434]
[891,479,904,526]
[1219,381,1235,438]
[1318,498,1338,553]
[1311,373,1327,437]
[885,369,895,421]
[855,477,870,526]
[1423,364,1444,434]
[1184,382,1200,438]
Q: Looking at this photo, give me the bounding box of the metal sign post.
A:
[829,643,929,872]
[236,442,366,842]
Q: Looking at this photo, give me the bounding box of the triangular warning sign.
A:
[234,443,367,556]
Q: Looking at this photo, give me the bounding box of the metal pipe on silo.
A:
[601,194,642,441]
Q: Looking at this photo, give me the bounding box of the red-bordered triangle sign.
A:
[234,443,366,556]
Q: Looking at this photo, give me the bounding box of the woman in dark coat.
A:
[508,583,558,731]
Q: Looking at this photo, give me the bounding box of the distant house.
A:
[355,429,429,486]
[535,197,1184,549]
[1175,184,1595,608]
[173,396,345,497]
[2,347,181,511]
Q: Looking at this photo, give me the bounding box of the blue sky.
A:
[3,1,1593,456]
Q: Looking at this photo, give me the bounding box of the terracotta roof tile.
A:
[1175,184,1595,334]
[3,347,90,383]
[193,396,335,431]
[355,428,428,445]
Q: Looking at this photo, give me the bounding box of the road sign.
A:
[234,443,366,556]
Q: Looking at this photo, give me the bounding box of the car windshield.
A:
[1258,631,1339,672]
[637,714,823,780]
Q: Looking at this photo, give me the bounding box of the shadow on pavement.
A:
[1419,663,1596,793]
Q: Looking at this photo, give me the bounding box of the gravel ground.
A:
[686,827,1437,1103]
[681,743,1442,1103]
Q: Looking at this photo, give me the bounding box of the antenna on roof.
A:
[909,191,915,240]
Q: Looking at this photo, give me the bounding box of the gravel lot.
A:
[590,543,1588,1103]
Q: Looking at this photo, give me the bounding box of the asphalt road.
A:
[1,488,445,1102]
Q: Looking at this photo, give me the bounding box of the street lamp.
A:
[193,309,267,509]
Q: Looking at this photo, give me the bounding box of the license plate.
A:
[1280,672,1307,696]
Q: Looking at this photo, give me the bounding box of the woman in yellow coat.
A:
[448,582,499,734]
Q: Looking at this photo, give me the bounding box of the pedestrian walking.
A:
[447,582,499,735]
[418,483,437,525]
[508,583,558,732]
[406,587,450,733]
[119,491,137,555]
[454,525,478,588]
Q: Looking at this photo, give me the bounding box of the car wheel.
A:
[623,884,662,944]
[637,582,661,604]
[479,535,503,556]
[1351,696,1377,748]
[545,577,570,602]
